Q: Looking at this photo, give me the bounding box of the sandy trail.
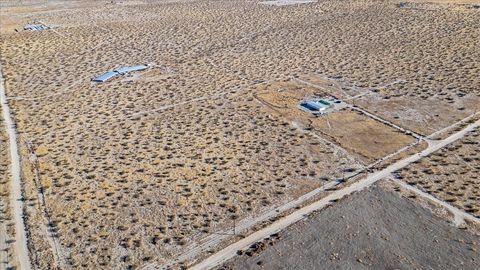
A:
[427,111,480,139]
[133,77,279,119]
[0,65,32,270]
[293,77,352,99]
[131,96,211,118]
[390,178,480,226]
[191,118,480,270]
[0,204,9,268]
[343,78,406,101]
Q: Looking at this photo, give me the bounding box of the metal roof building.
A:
[299,100,331,112]
[24,24,50,31]
[298,97,337,116]
[93,64,151,83]
[92,71,119,82]
[114,65,149,74]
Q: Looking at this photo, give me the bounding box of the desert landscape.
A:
[0,0,479,269]
[398,126,480,218]
[223,186,480,270]
[0,112,15,269]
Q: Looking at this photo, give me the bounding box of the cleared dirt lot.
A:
[353,93,480,137]
[222,186,480,270]
[256,79,416,163]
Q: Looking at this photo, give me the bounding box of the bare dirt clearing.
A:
[255,80,416,162]
[353,93,480,136]
[222,186,480,270]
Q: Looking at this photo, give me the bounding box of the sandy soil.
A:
[1,64,31,270]
[255,79,416,163]
[222,186,480,270]
[191,118,480,270]
[0,0,479,268]
[353,93,480,136]
[399,126,480,218]
[409,0,480,4]
[0,106,14,270]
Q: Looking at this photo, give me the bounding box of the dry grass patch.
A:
[309,110,415,162]
[354,94,480,137]
[256,79,415,163]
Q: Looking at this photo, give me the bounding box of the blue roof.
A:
[114,65,149,74]
[300,101,330,111]
[93,71,118,82]
[300,102,319,112]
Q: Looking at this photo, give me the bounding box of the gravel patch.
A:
[223,186,480,269]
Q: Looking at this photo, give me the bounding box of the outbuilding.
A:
[92,64,152,83]
[298,97,339,116]
[92,71,119,82]
[24,23,50,31]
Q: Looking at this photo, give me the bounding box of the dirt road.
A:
[0,65,32,270]
[191,118,480,270]
[390,177,480,226]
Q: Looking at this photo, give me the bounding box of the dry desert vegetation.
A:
[398,126,480,218]
[0,0,479,269]
[254,78,416,163]
[0,113,15,269]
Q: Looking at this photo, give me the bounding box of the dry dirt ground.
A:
[222,185,480,270]
[255,79,416,163]
[0,113,15,269]
[0,0,479,269]
[398,126,480,218]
